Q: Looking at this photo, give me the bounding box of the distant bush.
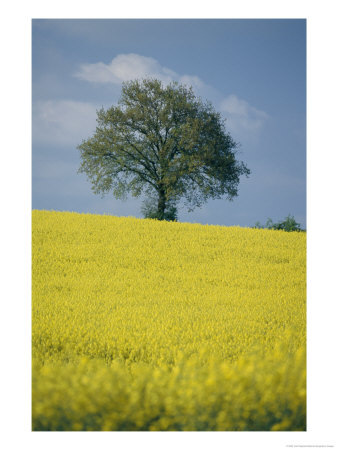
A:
[253,215,305,232]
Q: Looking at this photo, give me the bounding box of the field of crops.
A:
[32,210,306,431]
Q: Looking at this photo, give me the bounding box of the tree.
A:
[253,215,304,232]
[77,78,250,220]
[269,214,304,232]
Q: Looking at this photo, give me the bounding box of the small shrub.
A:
[253,215,305,232]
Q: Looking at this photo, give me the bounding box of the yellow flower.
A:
[32,210,306,431]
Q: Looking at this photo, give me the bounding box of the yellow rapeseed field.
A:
[32,210,306,431]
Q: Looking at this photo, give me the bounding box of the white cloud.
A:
[219,95,268,134]
[179,74,206,90]
[33,56,268,151]
[73,54,268,138]
[33,100,99,146]
[74,53,205,90]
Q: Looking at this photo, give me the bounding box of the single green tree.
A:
[77,78,250,220]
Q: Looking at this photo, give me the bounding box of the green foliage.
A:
[141,196,178,221]
[77,78,250,220]
[253,215,305,232]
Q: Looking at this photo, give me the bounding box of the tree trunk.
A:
[157,188,166,220]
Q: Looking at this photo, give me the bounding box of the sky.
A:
[32,19,306,228]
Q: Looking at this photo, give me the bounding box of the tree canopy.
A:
[78,78,250,220]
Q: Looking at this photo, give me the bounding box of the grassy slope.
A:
[32,210,306,431]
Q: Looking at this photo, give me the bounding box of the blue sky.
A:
[32,19,306,227]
